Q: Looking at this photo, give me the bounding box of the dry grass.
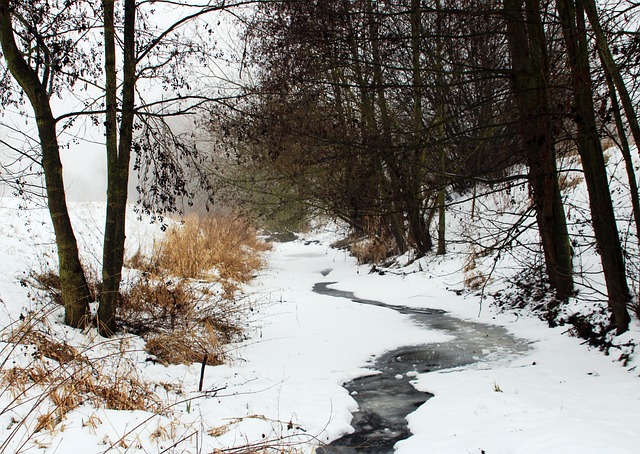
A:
[3,320,157,412]
[559,172,584,192]
[117,271,242,365]
[0,310,160,451]
[119,274,197,333]
[154,214,271,298]
[0,306,310,452]
[463,248,488,290]
[145,323,224,366]
[350,237,395,264]
[207,414,310,453]
[119,213,268,365]
[24,268,101,308]
[333,234,395,265]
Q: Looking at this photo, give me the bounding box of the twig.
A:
[199,353,208,392]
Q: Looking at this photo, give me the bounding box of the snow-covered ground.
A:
[1,146,640,453]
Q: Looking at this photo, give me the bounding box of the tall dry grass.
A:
[118,213,270,365]
[154,214,271,298]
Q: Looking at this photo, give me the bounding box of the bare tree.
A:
[504,0,574,299]
[556,0,631,333]
[0,0,92,328]
[1,0,239,334]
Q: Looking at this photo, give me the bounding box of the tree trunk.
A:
[556,0,631,333]
[436,181,446,255]
[365,0,408,254]
[504,0,574,299]
[100,0,136,336]
[407,0,432,256]
[587,0,640,240]
[434,0,447,256]
[602,65,640,241]
[583,0,640,156]
[0,0,91,328]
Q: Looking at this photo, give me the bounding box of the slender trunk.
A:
[0,0,91,327]
[602,68,640,241]
[588,0,640,240]
[436,181,446,255]
[505,0,573,299]
[101,0,118,335]
[583,0,640,156]
[366,0,408,254]
[556,0,631,332]
[100,0,136,335]
[434,0,447,256]
[407,0,432,255]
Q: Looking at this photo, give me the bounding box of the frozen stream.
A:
[313,280,531,453]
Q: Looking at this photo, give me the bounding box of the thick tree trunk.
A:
[100,0,136,335]
[0,0,91,327]
[556,0,631,333]
[504,0,574,299]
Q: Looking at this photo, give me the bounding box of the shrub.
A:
[332,234,396,265]
[463,249,488,290]
[145,323,224,366]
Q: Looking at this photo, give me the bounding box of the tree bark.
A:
[504,0,574,299]
[405,0,433,256]
[583,0,640,156]
[556,0,631,333]
[587,0,640,240]
[0,0,91,328]
[365,0,408,254]
[602,67,640,241]
[99,0,136,336]
[433,0,447,256]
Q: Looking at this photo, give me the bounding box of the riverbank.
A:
[1,200,639,452]
[240,234,640,453]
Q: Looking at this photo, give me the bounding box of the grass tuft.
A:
[145,322,224,366]
[117,272,244,365]
[153,214,271,298]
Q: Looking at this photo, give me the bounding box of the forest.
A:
[211,0,640,336]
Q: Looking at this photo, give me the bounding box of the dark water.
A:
[313,281,530,454]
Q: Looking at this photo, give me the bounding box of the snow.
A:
[1,149,640,453]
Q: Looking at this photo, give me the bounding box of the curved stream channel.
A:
[313,279,530,454]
